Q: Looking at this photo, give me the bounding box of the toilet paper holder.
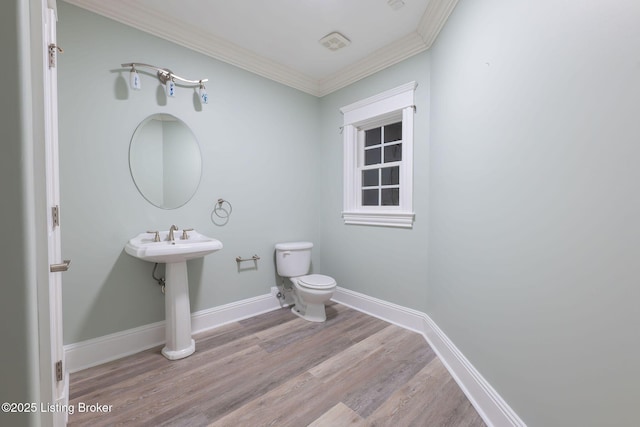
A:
[236,254,260,263]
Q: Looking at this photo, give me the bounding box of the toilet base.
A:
[291,304,326,322]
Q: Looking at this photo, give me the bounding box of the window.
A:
[340,82,416,228]
[361,122,402,207]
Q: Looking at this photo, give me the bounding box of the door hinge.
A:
[52,205,60,227]
[48,44,63,68]
[55,360,63,382]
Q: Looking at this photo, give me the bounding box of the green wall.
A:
[0,1,43,426]
[318,53,430,312]
[428,0,640,425]
[58,3,321,344]
[58,1,431,346]
[56,1,640,425]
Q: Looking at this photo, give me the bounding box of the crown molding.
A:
[63,0,458,97]
[318,32,427,97]
[63,0,322,96]
[417,0,460,48]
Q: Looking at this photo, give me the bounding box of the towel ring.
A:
[211,198,232,226]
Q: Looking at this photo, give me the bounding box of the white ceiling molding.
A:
[63,0,458,97]
[62,0,320,95]
[319,32,427,97]
[417,0,460,48]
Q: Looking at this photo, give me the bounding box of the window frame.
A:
[340,82,417,228]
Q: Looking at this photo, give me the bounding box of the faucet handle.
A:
[146,230,160,242]
[182,228,194,240]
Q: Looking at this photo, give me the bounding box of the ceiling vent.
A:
[388,0,405,10]
[319,32,351,51]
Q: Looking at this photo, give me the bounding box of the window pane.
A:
[384,144,402,163]
[365,147,381,165]
[381,166,399,185]
[384,122,402,142]
[362,169,378,187]
[381,188,400,206]
[365,127,381,147]
[362,189,379,206]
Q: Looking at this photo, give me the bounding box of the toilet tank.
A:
[275,241,313,277]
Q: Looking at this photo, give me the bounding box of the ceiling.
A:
[62,0,458,97]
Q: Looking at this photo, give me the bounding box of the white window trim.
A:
[340,82,417,228]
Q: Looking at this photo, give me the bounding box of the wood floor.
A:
[68,303,486,427]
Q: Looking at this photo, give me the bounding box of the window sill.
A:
[342,211,415,228]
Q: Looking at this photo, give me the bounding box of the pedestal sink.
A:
[125,230,222,360]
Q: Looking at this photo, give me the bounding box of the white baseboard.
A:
[64,290,282,373]
[331,286,526,427]
[191,289,283,334]
[65,285,525,427]
[64,320,165,374]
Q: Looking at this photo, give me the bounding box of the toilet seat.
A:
[297,274,336,290]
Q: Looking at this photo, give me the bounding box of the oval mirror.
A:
[129,114,202,209]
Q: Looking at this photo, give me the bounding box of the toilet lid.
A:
[298,274,336,289]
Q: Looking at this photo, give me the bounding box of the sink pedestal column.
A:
[162,261,195,360]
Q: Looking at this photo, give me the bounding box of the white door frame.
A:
[36,0,68,425]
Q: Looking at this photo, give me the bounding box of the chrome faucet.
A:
[168,224,179,242]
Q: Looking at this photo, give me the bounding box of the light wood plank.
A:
[307,402,367,427]
[367,357,485,427]
[68,305,485,427]
[208,372,327,427]
[308,324,399,381]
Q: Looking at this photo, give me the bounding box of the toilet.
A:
[275,242,336,322]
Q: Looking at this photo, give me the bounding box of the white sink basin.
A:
[125,230,223,263]
[125,229,223,360]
